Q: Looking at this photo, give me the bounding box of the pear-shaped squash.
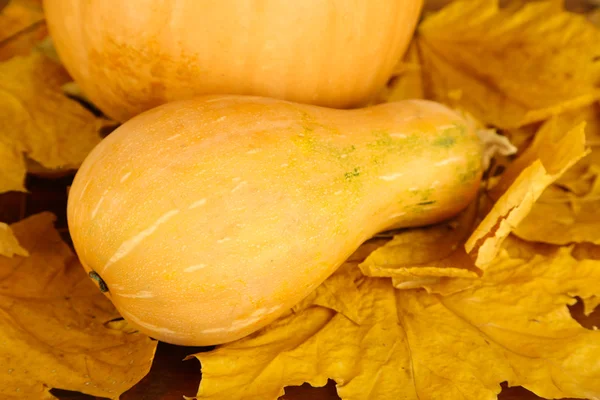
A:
[67,95,483,346]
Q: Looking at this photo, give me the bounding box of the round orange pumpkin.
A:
[43,0,423,122]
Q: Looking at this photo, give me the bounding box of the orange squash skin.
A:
[67,95,483,346]
[42,0,423,122]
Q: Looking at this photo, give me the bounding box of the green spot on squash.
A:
[458,152,482,184]
[433,135,456,148]
[344,167,361,180]
[433,123,468,148]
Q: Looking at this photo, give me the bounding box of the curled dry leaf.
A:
[0,50,116,192]
[0,0,43,196]
[358,200,480,291]
[502,102,600,158]
[0,0,44,44]
[290,241,388,325]
[0,0,117,193]
[466,120,589,267]
[0,138,26,194]
[512,104,600,244]
[514,166,600,244]
[374,41,423,103]
[386,0,600,129]
[0,213,157,399]
[0,0,47,62]
[192,240,600,400]
[582,296,600,317]
[0,221,28,257]
[515,103,600,192]
[590,7,600,25]
[570,240,600,316]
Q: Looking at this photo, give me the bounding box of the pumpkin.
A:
[43,0,423,122]
[67,95,484,346]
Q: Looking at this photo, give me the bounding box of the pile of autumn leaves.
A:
[1,1,600,399]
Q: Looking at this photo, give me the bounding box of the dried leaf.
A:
[416,0,600,129]
[422,233,563,296]
[500,104,600,244]
[548,103,600,195]
[375,41,424,103]
[0,213,157,399]
[500,234,560,260]
[422,0,455,13]
[358,201,480,290]
[0,51,116,193]
[291,242,385,325]
[466,120,589,267]
[502,124,540,154]
[590,8,600,26]
[0,221,27,257]
[0,14,48,61]
[505,106,600,192]
[564,103,600,146]
[572,242,600,260]
[513,166,600,244]
[556,150,600,196]
[583,296,600,317]
[0,0,44,44]
[0,137,27,192]
[192,242,600,400]
[568,241,600,319]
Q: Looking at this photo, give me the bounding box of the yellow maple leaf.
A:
[0,50,116,192]
[514,103,600,196]
[374,41,424,103]
[466,120,589,267]
[570,241,600,325]
[291,240,387,324]
[0,213,157,399]
[0,221,27,257]
[590,8,600,26]
[358,200,480,290]
[191,240,600,400]
[0,0,44,43]
[557,150,600,196]
[420,234,561,296]
[414,0,600,129]
[583,296,600,317]
[502,124,539,154]
[422,0,455,13]
[0,137,27,193]
[0,0,47,61]
[497,103,600,244]
[513,166,600,244]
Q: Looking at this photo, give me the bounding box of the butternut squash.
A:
[67,95,483,346]
[43,0,423,122]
